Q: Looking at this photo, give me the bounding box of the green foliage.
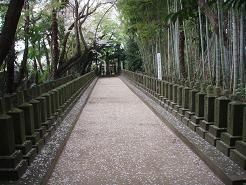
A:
[223,0,246,9]
[165,1,198,24]
[125,37,143,72]
[236,84,246,101]
[0,5,7,28]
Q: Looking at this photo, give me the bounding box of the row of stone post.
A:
[123,70,246,170]
[0,72,95,181]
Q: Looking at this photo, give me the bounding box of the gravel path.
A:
[47,77,224,185]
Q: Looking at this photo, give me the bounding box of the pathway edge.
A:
[2,77,98,185]
[120,76,246,185]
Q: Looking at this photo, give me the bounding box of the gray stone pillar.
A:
[205,89,230,146]
[166,82,173,112]
[184,82,199,125]
[197,85,216,138]
[189,84,206,131]
[0,97,28,181]
[19,90,44,153]
[7,93,37,165]
[230,107,246,169]
[173,83,183,116]
[0,97,15,156]
[216,95,245,156]
[177,82,191,121]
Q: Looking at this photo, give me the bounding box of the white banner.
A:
[156,53,162,80]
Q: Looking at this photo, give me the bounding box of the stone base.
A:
[48,116,56,125]
[174,104,181,111]
[170,108,177,115]
[230,149,246,170]
[60,104,66,112]
[35,126,47,137]
[165,100,171,106]
[191,115,204,125]
[47,125,55,135]
[182,117,190,126]
[216,140,234,156]
[0,159,28,181]
[208,125,226,138]
[188,115,203,131]
[57,107,64,115]
[235,141,246,156]
[205,132,220,146]
[173,111,179,118]
[221,132,242,146]
[42,120,52,130]
[196,127,207,138]
[185,111,195,119]
[23,148,37,165]
[163,98,168,103]
[200,120,214,131]
[178,108,188,116]
[0,151,23,168]
[16,140,32,155]
[188,121,199,131]
[33,138,45,153]
[26,132,40,145]
[170,102,177,109]
[167,106,173,113]
[163,103,169,110]
[177,113,184,121]
[43,132,51,143]
[54,112,59,120]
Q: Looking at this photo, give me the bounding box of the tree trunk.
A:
[6,43,15,94]
[232,9,238,94]
[51,8,60,79]
[18,0,30,85]
[0,0,24,67]
[74,0,81,55]
[42,39,51,73]
[198,6,205,80]
[33,58,39,84]
[197,0,228,46]
[239,7,245,86]
[179,31,187,79]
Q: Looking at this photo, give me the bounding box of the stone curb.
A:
[1,77,98,185]
[121,76,246,185]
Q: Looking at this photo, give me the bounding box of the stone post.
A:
[0,97,28,181]
[197,85,216,138]
[19,90,44,153]
[205,90,230,146]
[0,98,15,156]
[177,82,191,121]
[173,83,183,116]
[188,83,206,131]
[216,94,245,156]
[162,81,168,109]
[143,76,146,90]
[184,82,199,125]
[159,81,164,104]
[230,107,246,169]
[6,93,37,165]
[166,82,173,110]
[29,87,46,139]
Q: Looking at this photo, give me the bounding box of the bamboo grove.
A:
[117,0,246,99]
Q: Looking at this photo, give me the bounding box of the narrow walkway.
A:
[47,77,224,185]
